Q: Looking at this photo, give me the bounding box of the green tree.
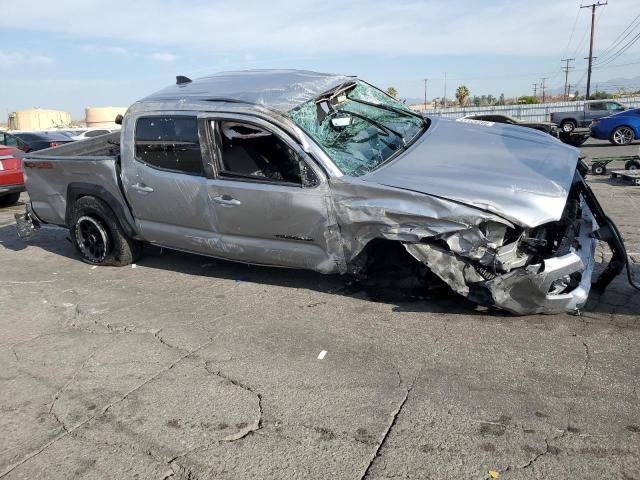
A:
[518,96,539,104]
[455,85,470,106]
[499,93,505,105]
[386,87,398,98]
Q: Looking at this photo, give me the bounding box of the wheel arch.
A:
[65,183,139,239]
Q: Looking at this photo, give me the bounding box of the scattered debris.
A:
[317,350,327,360]
[488,470,500,479]
[131,264,137,269]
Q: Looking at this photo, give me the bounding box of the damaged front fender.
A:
[403,197,598,315]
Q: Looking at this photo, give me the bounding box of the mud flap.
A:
[15,206,40,240]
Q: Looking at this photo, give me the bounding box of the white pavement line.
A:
[317,350,327,360]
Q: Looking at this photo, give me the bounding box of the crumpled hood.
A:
[363,117,579,228]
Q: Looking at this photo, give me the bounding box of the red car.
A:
[0,145,24,207]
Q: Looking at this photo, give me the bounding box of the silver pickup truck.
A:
[16,70,631,315]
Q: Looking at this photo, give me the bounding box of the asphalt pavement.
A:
[0,138,639,479]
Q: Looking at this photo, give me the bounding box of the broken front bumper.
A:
[406,175,624,315]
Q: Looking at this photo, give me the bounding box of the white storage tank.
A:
[85,107,128,127]
[8,108,71,130]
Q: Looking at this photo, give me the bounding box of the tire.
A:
[0,193,20,208]
[610,126,635,146]
[625,160,640,170]
[560,120,576,133]
[591,163,607,175]
[70,196,141,266]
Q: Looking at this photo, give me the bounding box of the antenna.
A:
[176,76,192,85]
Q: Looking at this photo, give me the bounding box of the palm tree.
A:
[455,85,470,106]
[386,87,398,98]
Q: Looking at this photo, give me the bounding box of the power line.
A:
[595,14,640,63]
[596,30,640,67]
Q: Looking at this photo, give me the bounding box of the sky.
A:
[0,0,639,119]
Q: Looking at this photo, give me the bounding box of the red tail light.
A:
[49,142,59,148]
[591,119,600,126]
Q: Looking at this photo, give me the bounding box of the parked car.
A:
[463,114,558,136]
[7,131,73,152]
[550,100,626,133]
[0,130,29,151]
[590,108,640,146]
[0,145,24,207]
[66,128,119,141]
[15,70,629,315]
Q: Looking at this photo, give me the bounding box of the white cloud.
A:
[0,51,53,67]
[105,46,129,56]
[0,1,638,58]
[149,52,177,62]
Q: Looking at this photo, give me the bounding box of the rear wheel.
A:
[591,163,607,175]
[560,120,576,133]
[0,193,20,208]
[70,196,141,266]
[610,126,635,146]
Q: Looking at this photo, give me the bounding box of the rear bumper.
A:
[0,183,25,196]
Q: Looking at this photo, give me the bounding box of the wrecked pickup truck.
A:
[16,70,634,314]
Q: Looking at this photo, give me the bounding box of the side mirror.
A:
[330,114,353,128]
[115,114,123,125]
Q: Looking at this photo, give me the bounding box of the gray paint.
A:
[19,70,612,315]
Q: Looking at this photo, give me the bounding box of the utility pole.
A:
[424,78,428,111]
[541,77,548,103]
[561,58,575,100]
[443,72,447,109]
[581,1,607,100]
[532,83,538,98]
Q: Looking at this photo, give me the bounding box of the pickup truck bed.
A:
[21,133,137,235]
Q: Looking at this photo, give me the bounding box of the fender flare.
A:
[65,183,140,239]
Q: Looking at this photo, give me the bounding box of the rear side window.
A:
[135,116,203,175]
[589,102,604,111]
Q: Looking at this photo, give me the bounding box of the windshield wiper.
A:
[337,109,406,147]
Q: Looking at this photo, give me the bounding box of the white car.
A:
[67,128,120,141]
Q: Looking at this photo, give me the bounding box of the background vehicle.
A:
[15,70,627,315]
[590,108,640,146]
[550,100,626,133]
[464,114,558,136]
[0,130,29,151]
[0,145,24,207]
[66,128,119,141]
[10,131,73,152]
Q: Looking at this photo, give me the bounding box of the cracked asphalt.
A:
[1,138,639,479]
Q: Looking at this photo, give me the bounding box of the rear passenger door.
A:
[202,114,342,273]
[123,114,217,254]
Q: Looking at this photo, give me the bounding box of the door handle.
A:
[131,183,154,193]
[212,195,241,206]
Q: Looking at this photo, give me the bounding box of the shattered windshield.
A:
[288,81,425,176]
